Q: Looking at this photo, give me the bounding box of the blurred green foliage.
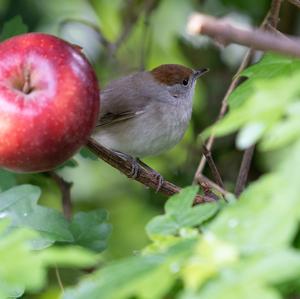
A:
[1,0,300,298]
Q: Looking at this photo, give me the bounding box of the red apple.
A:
[0,33,100,172]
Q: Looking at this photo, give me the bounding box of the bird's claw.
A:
[112,151,164,191]
[136,158,164,192]
[128,159,140,179]
[113,150,140,179]
[154,172,164,193]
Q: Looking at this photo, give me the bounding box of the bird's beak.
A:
[193,68,209,80]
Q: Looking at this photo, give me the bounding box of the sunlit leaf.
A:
[0,220,96,299]
[63,239,195,299]
[146,186,218,237]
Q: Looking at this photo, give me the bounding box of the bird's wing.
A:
[97,72,150,128]
[96,110,145,127]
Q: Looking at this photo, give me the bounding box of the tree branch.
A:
[86,138,215,204]
[234,145,255,196]
[187,13,300,58]
[269,0,283,27]
[58,18,113,52]
[201,144,224,189]
[197,174,229,196]
[193,49,253,182]
[287,0,300,8]
[192,11,271,182]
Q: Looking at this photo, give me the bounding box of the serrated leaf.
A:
[0,16,28,41]
[146,187,218,237]
[165,186,199,213]
[0,184,40,212]
[12,205,74,243]
[69,210,112,252]
[0,185,73,246]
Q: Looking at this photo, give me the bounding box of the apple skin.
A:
[0,33,100,172]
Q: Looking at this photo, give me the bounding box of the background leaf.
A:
[69,209,112,252]
[0,15,28,41]
[146,187,218,237]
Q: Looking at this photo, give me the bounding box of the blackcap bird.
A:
[92,64,208,186]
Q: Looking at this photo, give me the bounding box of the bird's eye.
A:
[182,78,189,86]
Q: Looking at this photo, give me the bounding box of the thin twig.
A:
[86,138,216,204]
[187,13,300,58]
[193,11,275,182]
[287,0,300,8]
[59,18,113,51]
[50,172,73,220]
[234,145,255,196]
[269,0,282,27]
[197,174,229,196]
[55,265,65,293]
[201,144,224,189]
[193,49,253,182]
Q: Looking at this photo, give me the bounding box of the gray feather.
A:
[97,72,152,127]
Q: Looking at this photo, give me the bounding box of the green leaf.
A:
[55,158,78,169]
[236,122,265,149]
[63,239,195,299]
[0,169,16,191]
[201,72,300,142]
[241,249,300,284]
[146,186,218,237]
[0,16,28,41]
[209,174,299,253]
[229,53,300,108]
[80,147,98,160]
[38,246,97,267]
[242,53,300,78]
[69,210,112,252]
[259,116,300,151]
[0,184,41,212]
[0,185,73,247]
[0,220,96,298]
[181,281,281,299]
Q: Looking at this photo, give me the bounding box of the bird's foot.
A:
[137,158,164,192]
[112,151,164,191]
[113,151,140,179]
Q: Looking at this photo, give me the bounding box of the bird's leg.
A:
[136,158,164,192]
[111,151,164,191]
[112,150,140,179]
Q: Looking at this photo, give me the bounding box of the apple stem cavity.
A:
[22,68,33,94]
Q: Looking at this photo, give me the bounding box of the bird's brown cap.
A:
[151,64,194,86]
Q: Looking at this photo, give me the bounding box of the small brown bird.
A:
[92,64,208,186]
